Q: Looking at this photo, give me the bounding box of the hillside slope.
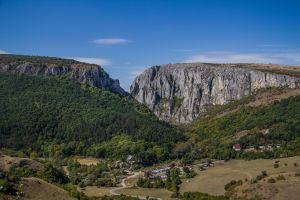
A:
[130,63,300,123]
[0,73,183,165]
[179,89,300,161]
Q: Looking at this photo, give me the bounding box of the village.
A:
[232,143,282,152]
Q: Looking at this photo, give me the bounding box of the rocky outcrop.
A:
[0,55,126,95]
[130,63,300,124]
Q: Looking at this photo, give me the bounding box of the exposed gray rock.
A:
[130,63,300,124]
[0,60,126,95]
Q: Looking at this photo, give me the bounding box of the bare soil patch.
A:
[20,177,74,200]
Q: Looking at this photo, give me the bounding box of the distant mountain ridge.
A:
[0,54,126,95]
[130,63,300,123]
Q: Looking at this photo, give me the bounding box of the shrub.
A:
[276,175,285,180]
[250,179,257,184]
[274,163,279,168]
[256,171,268,181]
[0,179,15,194]
[224,180,242,191]
[39,164,69,184]
[268,178,276,183]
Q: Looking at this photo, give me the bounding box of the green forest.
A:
[0,72,183,166]
[181,94,300,161]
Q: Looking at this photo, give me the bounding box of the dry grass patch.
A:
[74,156,102,166]
[0,154,44,172]
[77,186,113,197]
[118,188,173,200]
[233,173,300,200]
[20,177,74,200]
[180,156,300,196]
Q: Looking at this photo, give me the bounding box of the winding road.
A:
[109,171,162,200]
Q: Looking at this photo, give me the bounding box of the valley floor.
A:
[180,156,300,196]
[73,156,300,200]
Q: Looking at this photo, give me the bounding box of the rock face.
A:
[130,63,300,123]
[0,55,126,95]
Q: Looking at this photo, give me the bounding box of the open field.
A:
[74,156,103,166]
[20,177,74,200]
[77,186,113,197]
[180,156,300,195]
[118,188,173,200]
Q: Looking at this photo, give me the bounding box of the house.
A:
[244,146,256,152]
[258,145,274,152]
[258,145,265,151]
[266,145,273,151]
[151,167,170,174]
[233,144,242,151]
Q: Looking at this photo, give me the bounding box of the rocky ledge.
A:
[0,54,126,95]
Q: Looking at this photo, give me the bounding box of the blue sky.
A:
[1,0,300,90]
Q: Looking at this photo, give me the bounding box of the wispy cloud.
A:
[69,57,111,66]
[184,51,300,65]
[92,38,132,45]
[0,49,9,54]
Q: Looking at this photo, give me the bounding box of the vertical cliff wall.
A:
[130,63,300,123]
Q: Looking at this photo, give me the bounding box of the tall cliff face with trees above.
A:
[0,54,126,95]
[130,63,300,124]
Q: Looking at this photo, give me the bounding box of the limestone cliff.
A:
[0,54,126,95]
[130,63,300,123]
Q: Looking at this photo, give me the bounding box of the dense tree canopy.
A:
[0,73,183,165]
[182,94,300,160]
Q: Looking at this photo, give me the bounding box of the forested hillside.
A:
[0,73,183,166]
[178,91,300,162]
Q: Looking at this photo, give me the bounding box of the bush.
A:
[256,171,268,181]
[183,167,197,178]
[0,179,15,194]
[274,163,279,168]
[276,175,286,180]
[268,178,276,183]
[39,164,69,184]
[224,180,242,191]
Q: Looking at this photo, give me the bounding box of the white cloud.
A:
[0,49,9,54]
[184,51,300,65]
[92,38,132,45]
[69,57,111,66]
